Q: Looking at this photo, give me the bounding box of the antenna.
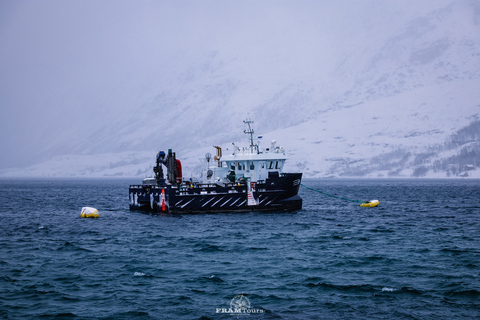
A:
[243,119,254,152]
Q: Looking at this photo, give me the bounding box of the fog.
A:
[0,0,337,168]
[0,0,472,175]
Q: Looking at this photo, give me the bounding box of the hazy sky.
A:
[0,0,340,168]
[0,0,452,169]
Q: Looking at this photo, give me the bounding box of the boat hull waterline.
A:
[129,173,302,213]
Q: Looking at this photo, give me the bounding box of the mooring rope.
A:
[300,183,366,204]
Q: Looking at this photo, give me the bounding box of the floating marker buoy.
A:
[80,207,99,218]
[360,200,379,207]
[301,184,380,207]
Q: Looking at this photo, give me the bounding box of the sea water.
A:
[0,178,479,319]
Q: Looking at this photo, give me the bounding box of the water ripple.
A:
[1,178,479,319]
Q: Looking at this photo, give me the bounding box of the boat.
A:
[129,120,303,213]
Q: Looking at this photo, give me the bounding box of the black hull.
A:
[129,173,302,213]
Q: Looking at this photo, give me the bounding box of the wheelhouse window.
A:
[237,162,246,171]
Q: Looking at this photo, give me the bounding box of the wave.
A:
[446,289,480,298]
[306,282,377,293]
[441,247,479,255]
[382,286,398,292]
[378,286,423,296]
[99,311,153,320]
[193,243,224,252]
[199,275,225,283]
[331,256,398,268]
[306,282,424,296]
[185,274,225,285]
[55,241,93,252]
[246,246,268,251]
[38,312,78,318]
[1,275,15,282]
[368,227,395,233]
[53,275,83,283]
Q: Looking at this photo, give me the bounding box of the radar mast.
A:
[243,119,255,152]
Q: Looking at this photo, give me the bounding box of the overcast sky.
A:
[0,0,451,169]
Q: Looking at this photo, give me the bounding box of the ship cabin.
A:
[202,138,287,185]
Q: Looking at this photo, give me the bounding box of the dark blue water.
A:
[1,178,479,319]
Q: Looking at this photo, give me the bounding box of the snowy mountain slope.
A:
[274,80,480,178]
[4,78,478,179]
[1,0,479,178]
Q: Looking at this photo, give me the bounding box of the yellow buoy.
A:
[360,200,379,207]
[80,207,99,218]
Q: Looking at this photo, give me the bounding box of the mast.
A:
[243,119,255,153]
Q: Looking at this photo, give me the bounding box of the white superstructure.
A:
[203,120,287,185]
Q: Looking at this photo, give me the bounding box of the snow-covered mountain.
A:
[1,0,479,178]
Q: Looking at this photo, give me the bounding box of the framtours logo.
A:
[216,294,264,316]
